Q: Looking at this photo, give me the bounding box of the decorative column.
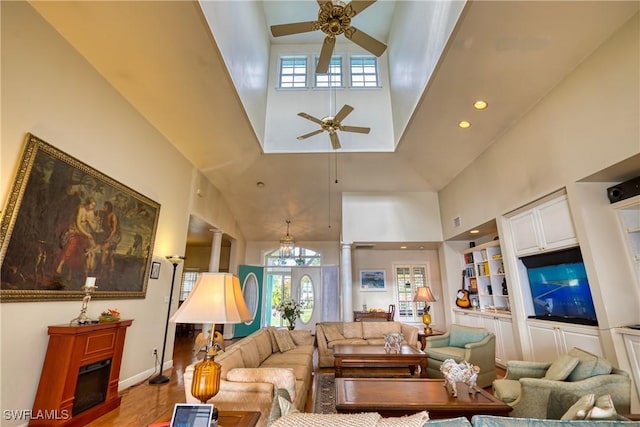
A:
[341,242,353,321]
[207,229,229,338]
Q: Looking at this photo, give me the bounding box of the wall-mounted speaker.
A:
[607,176,640,203]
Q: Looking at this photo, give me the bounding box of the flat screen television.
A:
[521,247,598,326]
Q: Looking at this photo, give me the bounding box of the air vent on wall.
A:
[453,216,462,228]
[354,243,376,249]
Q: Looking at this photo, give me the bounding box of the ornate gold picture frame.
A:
[1,133,161,302]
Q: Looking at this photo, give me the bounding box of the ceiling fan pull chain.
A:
[335,151,339,184]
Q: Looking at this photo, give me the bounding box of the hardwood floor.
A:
[87,334,507,426]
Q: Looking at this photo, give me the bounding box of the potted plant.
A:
[275,299,302,330]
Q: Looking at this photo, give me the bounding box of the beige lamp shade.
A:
[412,286,437,303]
[170,272,253,325]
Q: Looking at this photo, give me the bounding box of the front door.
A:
[290,266,322,329]
[234,265,264,338]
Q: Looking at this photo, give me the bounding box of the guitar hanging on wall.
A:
[456,270,471,308]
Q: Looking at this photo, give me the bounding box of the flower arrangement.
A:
[99,308,120,322]
[275,299,302,329]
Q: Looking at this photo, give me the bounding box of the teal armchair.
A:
[492,348,632,419]
[424,324,496,388]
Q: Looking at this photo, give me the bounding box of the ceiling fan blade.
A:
[334,104,354,123]
[345,27,387,57]
[271,21,317,37]
[348,1,377,16]
[342,125,370,134]
[329,132,341,150]
[316,36,336,74]
[297,112,323,125]
[297,129,325,140]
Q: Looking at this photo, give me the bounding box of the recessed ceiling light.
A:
[256,181,265,188]
[470,229,480,234]
[473,100,488,110]
[458,120,471,129]
[400,245,407,249]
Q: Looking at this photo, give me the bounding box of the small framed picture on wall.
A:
[150,261,161,279]
[360,270,386,291]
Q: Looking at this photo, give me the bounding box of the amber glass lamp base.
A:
[191,355,221,404]
[422,313,432,335]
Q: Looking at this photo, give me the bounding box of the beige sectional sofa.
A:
[183,326,315,427]
[315,321,419,368]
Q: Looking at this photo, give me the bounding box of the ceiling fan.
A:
[297,104,370,149]
[270,0,387,74]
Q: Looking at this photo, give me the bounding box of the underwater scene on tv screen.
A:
[527,261,597,322]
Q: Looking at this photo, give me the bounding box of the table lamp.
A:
[170,272,252,403]
[413,286,437,334]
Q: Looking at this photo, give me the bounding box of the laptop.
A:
[169,403,214,427]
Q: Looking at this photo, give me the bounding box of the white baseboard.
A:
[118,359,174,391]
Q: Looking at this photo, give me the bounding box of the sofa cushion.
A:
[267,326,280,352]
[240,343,261,368]
[561,393,595,420]
[218,347,245,379]
[448,325,488,348]
[226,367,297,402]
[343,322,363,339]
[492,379,521,404]
[472,415,638,426]
[544,354,580,381]
[327,338,368,348]
[273,329,296,352]
[566,348,612,382]
[324,324,346,342]
[255,329,275,363]
[375,411,428,426]
[427,346,466,362]
[362,322,401,339]
[424,417,472,426]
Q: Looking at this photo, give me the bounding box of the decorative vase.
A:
[287,321,295,331]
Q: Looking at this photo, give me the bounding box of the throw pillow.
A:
[566,347,612,381]
[560,393,595,420]
[271,412,381,427]
[324,324,345,342]
[267,388,292,426]
[267,326,280,353]
[277,395,299,416]
[273,329,296,352]
[544,354,579,381]
[586,394,617,420]
[376,411,429,426]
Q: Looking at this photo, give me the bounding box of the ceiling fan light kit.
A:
[270,0,387,74]
[296,104,370,149]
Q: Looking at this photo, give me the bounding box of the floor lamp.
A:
[149,255,185,385]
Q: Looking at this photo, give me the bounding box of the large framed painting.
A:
[0,133,161,302]
[360,269,386,291]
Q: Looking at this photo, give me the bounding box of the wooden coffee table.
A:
[335,377,512,419]
[333,344,427,378]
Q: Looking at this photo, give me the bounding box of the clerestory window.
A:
[279,56,307,88]
[350,55,379,87]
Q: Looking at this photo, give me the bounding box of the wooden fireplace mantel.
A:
[30,319,133,426]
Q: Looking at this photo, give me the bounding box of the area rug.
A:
[313,373,337,414]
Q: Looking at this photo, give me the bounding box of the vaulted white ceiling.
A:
[30,0,640,245]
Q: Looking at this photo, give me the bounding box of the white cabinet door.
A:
[481,316,501,363]
[528,321,563,362]
[498,317,519,364]
[537,196,577,251]
[510,194,577,256]
[528,320,602,362]
[454,311,483,328]
[559,324,602,356]
[510,210,541,256]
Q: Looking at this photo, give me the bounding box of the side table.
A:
[149,410,260,427]
[418,330,444,350]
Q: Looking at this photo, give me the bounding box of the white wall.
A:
[439,13,640,240]
[0,3,242,424]
[352,248,444,330]
[342,192,443,243]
